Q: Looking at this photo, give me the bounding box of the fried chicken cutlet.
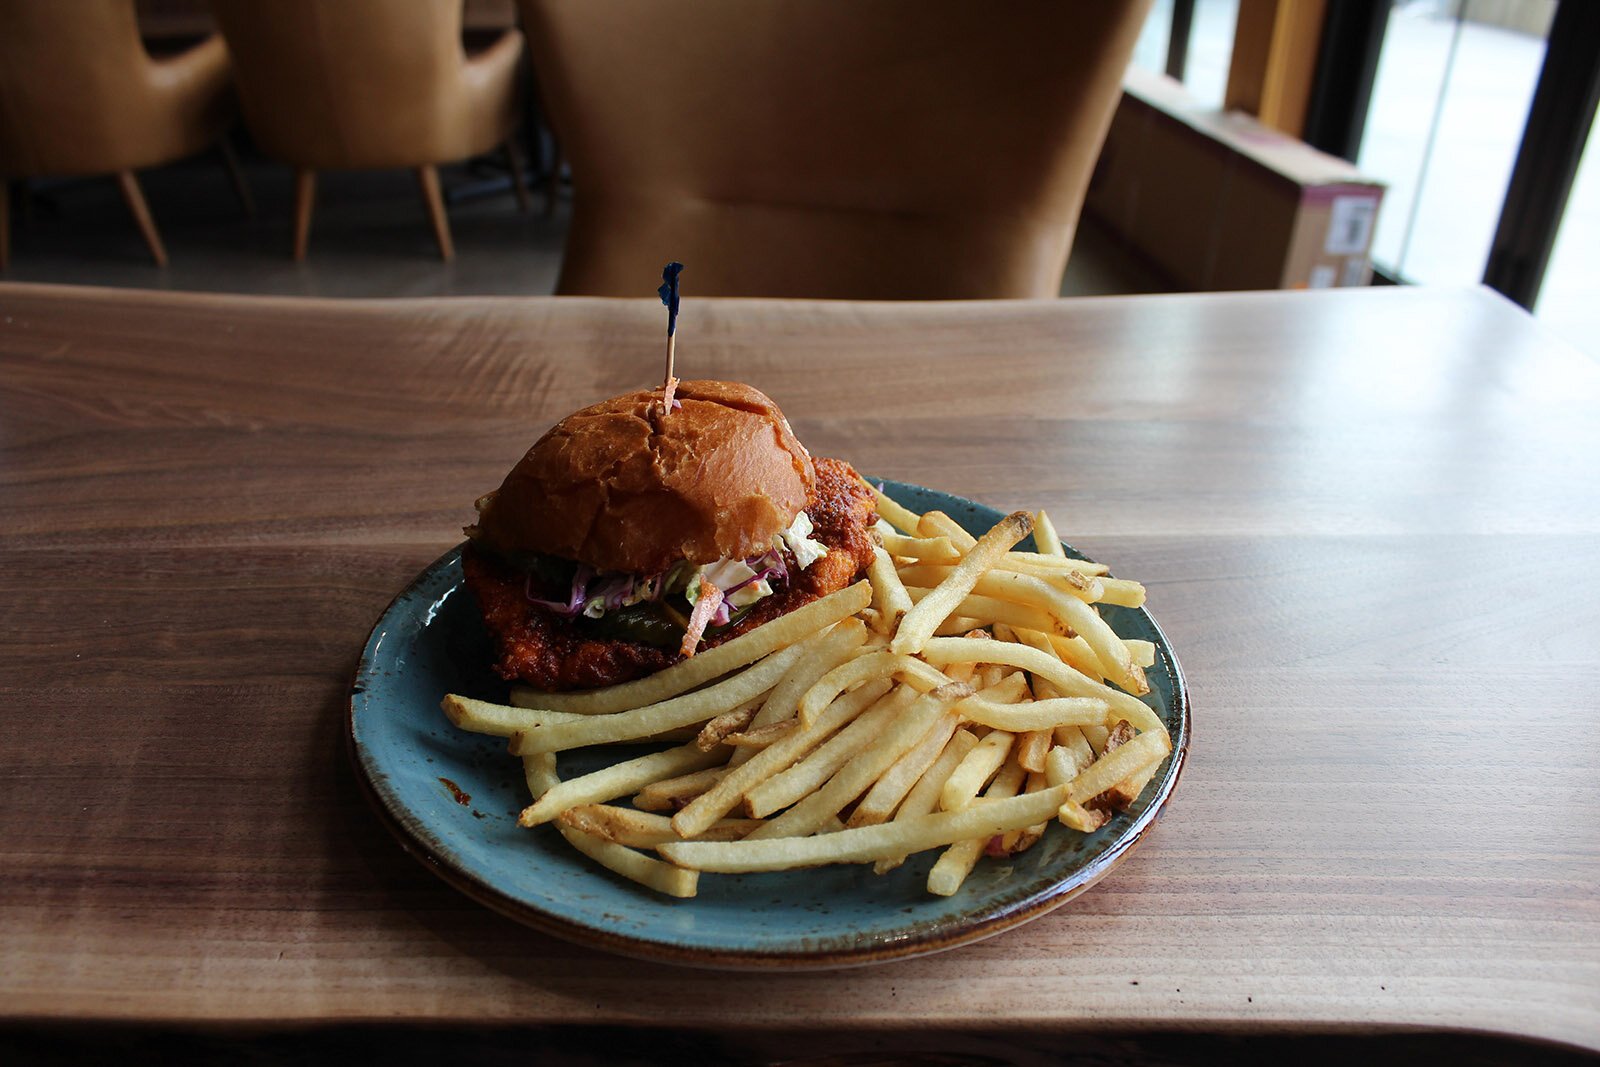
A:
[464,456,876,691]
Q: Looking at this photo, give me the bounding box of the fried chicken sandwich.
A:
[464,379,876,692]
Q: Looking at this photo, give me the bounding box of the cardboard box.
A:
[1086,69,1386,291]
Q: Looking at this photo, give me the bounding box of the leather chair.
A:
[0,0,236,268]
[208,0,526,262]
[517,0,1153,299]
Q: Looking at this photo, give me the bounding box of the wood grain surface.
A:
[0,282,1597,1056]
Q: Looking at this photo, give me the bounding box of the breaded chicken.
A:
[464,457,876,692]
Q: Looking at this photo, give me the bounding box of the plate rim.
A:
[346,481,1191,969]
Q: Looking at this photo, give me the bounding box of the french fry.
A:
[746,683,971,840]
[906,586,1067,637]
[722,719,798,748]
[1003,551,1107,576]
[918,637,1166,739]
[658,785,1070,873]
[961,569,1145,694]
[557,805,760,846]
[878,532,962,564]
[1095,758,1163,813]
[900,560,1104,587]
[975,671,1031,705]
[1057,796,1111,833]
[523,750,560,798]
[1000,628,1101,775]
[942,654,979,684]
[1016,729,1053,774]
[632,766,728,812]
[518,742,727,826]
[797,650,950,724]
[873,728,980,874]
[927,757,1028,896]
[743,685,916,819]
[444,694,587,736]
[866,546,915,635]
[694,698,761,751]
[1126,638,1156,668]
[669,678,893,839]
[1080,720,1150,811]
[939,728,1015,813]
[510,581,870,714]
[1007,771,1053,852]
[559,815,699,898]
[1000,632,1104,740]
[1017,633,1107,751]
[444,693,704,743]
[523,754,698,898]
[1044,745,1076,787]
[847,710,961,828]
[869,483,925,534]
[903,562,1094,601]
[987,621,1021,643]
[1102,719,1136,754]
[1033,509,1063,557]
[726,619,871,768]
[993,562,1106,604]
[1097,578,1147,609]
[1064,729,1171,807]
[510,641,809,755]
[906,567,1132,642]
[933,613,1000,636]
[1012,625,1104,683]
[1052,725,1097,775]
[974,663,1010,690]
[953,693,1112,733]
[892,512,1034,655]
[917,511,978,552]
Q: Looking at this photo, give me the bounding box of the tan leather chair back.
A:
[0,0,225,175]
[519,0,1152,299]
[209,0,516,169]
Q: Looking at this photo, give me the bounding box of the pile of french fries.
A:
[441,485,1171,899]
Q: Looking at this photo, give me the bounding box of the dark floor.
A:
[0,149,1175,300]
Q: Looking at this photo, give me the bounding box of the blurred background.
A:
[2,0,1595,356]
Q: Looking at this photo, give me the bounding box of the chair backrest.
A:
[520,0,1153,299]
[208,0,479,169]
[0,0,162,175]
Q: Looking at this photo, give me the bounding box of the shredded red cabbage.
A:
[522,546,789,623]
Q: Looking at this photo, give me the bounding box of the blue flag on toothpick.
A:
[658,262,684,337]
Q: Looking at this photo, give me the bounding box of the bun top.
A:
[471,380,816,574]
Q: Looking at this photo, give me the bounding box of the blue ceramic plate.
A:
[347,481,1189,969]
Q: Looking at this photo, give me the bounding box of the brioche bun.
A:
[471,380,816,574]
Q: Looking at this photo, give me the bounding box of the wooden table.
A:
[2,282,1596,1062]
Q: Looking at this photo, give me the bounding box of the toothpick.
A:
[657,262,684,416]
[661,334,679,416]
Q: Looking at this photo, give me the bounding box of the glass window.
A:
[1129,0,1238,109]
[1183,0,1240,109]
[1131,0,1178,77]
[1357,2,1548,285]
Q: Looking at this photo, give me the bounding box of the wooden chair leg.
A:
[292,168,316,261]
[506,139,531,214]
[115,170,167,267]
[219,132,255,218]
[415,164,454,262]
